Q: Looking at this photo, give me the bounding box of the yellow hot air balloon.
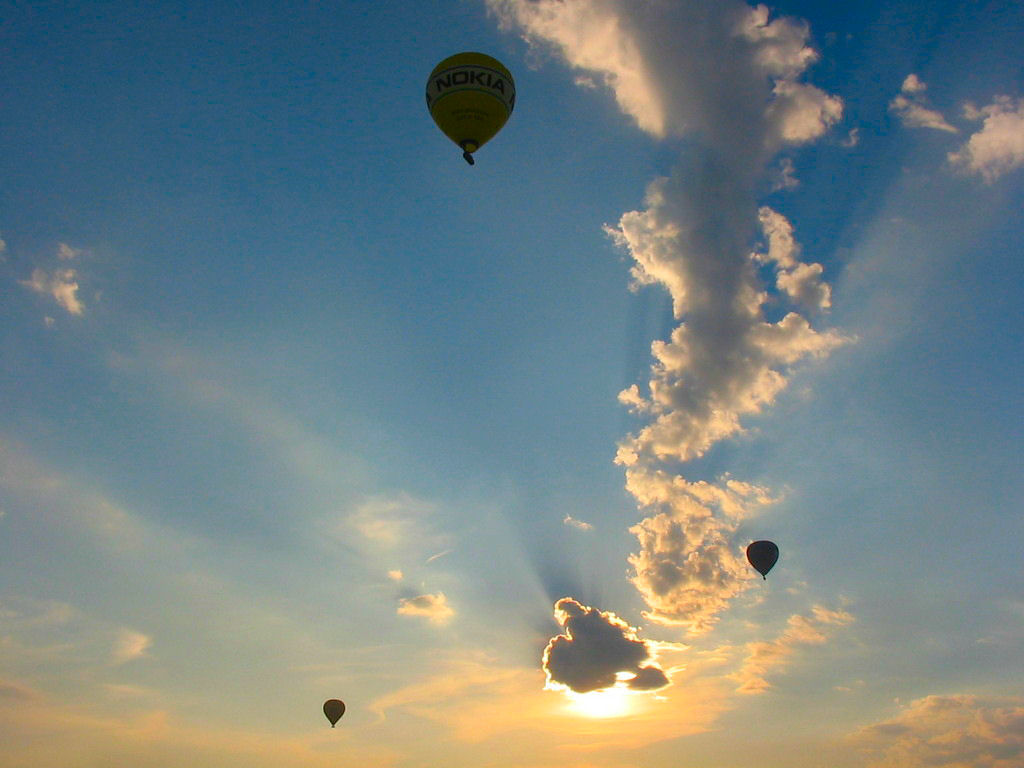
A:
[426,52,515,165]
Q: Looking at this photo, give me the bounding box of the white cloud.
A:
[397,593,454,625]
[20,267,85,315]
[562,514,593,531]
[755,207,832,310]
[492,0,848,635]
[387,569,404,581]
[112,629,152,664]
[949,96,1024,182]
[889,74,958,133]
[853,695,1024,768]
[489,0,842,157]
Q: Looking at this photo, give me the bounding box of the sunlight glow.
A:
[566,687,635,719]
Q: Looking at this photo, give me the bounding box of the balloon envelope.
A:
[323,699,346,727]
[746,540,779,579]
[426,52,515,163]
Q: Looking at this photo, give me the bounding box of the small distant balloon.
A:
[426,51,515,165]
[323,699,346,727]
[746,540,779,579]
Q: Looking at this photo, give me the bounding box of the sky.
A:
[1,1,1022,766]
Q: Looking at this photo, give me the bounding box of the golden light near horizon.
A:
[565,687,635,719]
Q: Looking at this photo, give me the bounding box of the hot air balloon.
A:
[426,52,515,165]
[323,698,346,727]
[746,540,779,580]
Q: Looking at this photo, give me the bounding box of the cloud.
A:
[732,605,853,693]
[771,156,799,191]
[755,207,832,311]
[397,592,454,625]
[347,493,435,546]
[425,548,453,564]
[542,598,669,694]
[112,629,152,664]
[562,515,593,531]
[20,267,85,315]
[888,74,958,133]
[949,96,1024,182]
[0,679,39,702]
[490,0,841,153]
[387,569,404,581]
[371,650,729,752]
[492,0,847,635]
[625,468,773,632]
[852,695,1024,768]
[57,242,81,260]
[900,73,927,94]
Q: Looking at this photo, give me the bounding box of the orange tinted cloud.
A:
[396,592,454,625]
[853,695,1024,768]
[733,605,854,693]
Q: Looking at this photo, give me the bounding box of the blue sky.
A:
[2,1,1022,766]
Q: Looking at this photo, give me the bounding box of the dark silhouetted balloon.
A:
[426,52,515,165]
[746,540,779,579]
[323,699,346,727]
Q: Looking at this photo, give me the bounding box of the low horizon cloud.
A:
[852,694,1024,767]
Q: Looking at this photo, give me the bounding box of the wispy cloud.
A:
[0,678,40,702]
[732,605,854,693]
[56,242,82,260]
[370,650,726,751]
[20,267,84,315]
[112,629,152,665]
[852,695,1024,768]
[347,493,435,547]
[889,74,958,133]
[425,548,453,564]
[949,96,1024,182]
[562,515,593,531]
[397,592,454,625]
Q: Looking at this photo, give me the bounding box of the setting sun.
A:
[566,688,635,718]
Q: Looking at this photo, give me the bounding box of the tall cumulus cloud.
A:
[490,0,848,633]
